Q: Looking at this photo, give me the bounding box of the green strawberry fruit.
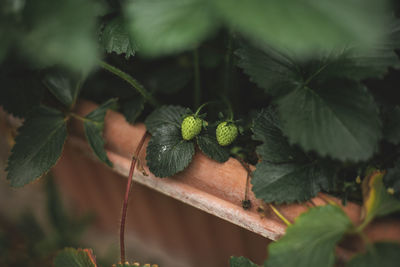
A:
[181,115,202,140]
[216,121,238,146]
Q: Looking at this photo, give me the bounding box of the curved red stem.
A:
[120,131,148,263]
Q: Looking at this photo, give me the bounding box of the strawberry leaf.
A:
[265,205,352,267]
[197,134,229,163]
[83,98,118,167]
[252,161,335,204]
[145,105,188,135]
[251,109,335,203]
[346,242,400,267]
[362,170,400,226]
[215,0,390,57]
[121,96,145,124]
[252,109,304,163]
[278,81,381,162]
[43,68,83,108]
[17,0,100,71]
[125,0,217,56]
[100,17,137,59]
[146,124,195,177]
[54,248,96,267]
[6,106,67,187]
[237,19,400,95]
[315,17,400,81]
[236,43,300,97]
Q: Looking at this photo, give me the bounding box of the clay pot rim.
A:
[68,100,399,252]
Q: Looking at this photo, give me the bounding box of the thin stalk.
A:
[238,158,251,201]
[99,60,159,107]
[269,204,292,226]
[120,132,148,263]
[193,49,201,109]
[69,112,103,126]
[356,218,372,233]
[194,101,217,116]
[69,112,88,122]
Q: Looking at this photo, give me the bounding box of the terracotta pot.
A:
[51,100,400,266]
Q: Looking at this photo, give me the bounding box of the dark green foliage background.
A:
[1,0,400,266]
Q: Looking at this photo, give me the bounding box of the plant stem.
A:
[69,112,88,122]
[120,132,148,263]
[193,49,201,109]
[269,204,292,226]
[194,101,216,116]
[99,60,159,108]
[69,112,103,126]
[237,157,251,202]
[356,218,372,233]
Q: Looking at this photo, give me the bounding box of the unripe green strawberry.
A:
[216,121,238,146]
[181,115,202,140]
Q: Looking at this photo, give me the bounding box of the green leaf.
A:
[197,134,230,163]
[54,248,96,267]
[121,96,145,124]
[83,99,118,167]
[125,0,217,56]
[346,242,400,267]
[215,0,390,57]
[252,109,304,163]
[145,105,187,135]
[230,256,259,267]
[383,106,400,145]
[43,69,82,107]
[236,21,400,97]
[237,44,382,161]
[265,205,353,267]
[236,43,300,97]
[318,18,400,81]
[146,124,195,177]
[100,17,137,59]
[6,106,67,187]
[278,80,381,162]
[252,161,335,203]
[383,160,400,200]
[19,0,101,71]
[362,171,400,226]
[251,109,335,203]
[0,69,45,117]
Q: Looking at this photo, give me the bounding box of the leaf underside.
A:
[101,17,137,59]
[265,205,352,267]
[83,98,117,167]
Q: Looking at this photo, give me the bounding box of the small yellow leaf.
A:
[361,170,400,228]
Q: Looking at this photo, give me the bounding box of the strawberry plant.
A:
[1,0,400,266]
